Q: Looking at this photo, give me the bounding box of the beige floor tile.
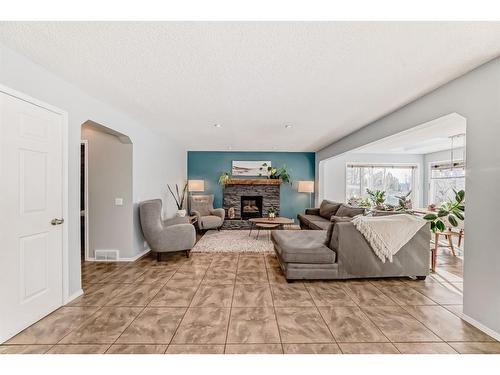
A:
[410,282,463,305]
[236,270,268,284]
[47,344,110,354]
[362,306,441,342]
[232,284,273,307]
[403,305,494,342]
[171,307,230,344]
[116,307,186,344]
[225,344,283,354]
[6,306,99,344]
[60,307,142,344]
[202,269,236,285]
[429,270,463,284]
[342,282,396,306]
[0,345,52,354]
[166,344,225,354]
[102,266,147,284]
[68,283,127,307]
[283,343,342,354]
[148,280,199,307]
[394,342,457,354]
[377,285,436,306]
[369,279,407,287]
[271,284,314,307]
[106,283,162,306]
[442,304,464,317]
[339,343,399,354]
[305,282,356,306]
[275,307,334,343]
[106,344,167,354]
[449,342,500,354]
[319,306,388,343]
[134,268,175,284]
[267,266,288,284]
[190,284,234,307]
[227,308,280,344]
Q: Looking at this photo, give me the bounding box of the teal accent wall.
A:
[187,151,315,219]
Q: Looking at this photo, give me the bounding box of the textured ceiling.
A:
[354,113,466,155]
[1,22,499,151]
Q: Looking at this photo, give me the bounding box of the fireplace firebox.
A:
[241,196,263,219]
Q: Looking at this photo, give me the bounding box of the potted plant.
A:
[167,182,188,217]
[423,189,465,232]
[395,191,412,212]
[366,188,386,210]
[218,171,231,186]
[264,164,291,183]
[267,206,277,219]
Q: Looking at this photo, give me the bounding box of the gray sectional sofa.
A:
[298,200,365,229]
[273,200,430,281]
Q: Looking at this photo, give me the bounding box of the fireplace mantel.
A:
[225,179,281,186]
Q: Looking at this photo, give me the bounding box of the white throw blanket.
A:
[352,214,426,263]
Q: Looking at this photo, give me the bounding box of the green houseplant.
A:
[395,191,412,211]
[366,188,386,209]
[262,164,291,183]
[167,182,188,217]
[218,171,231,186]
[267,206,277,219]
[423,189,465,232]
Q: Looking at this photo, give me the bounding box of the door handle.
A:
[51,218,64,225]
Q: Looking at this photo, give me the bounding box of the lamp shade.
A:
[297,180,314,193]
[188,180,205,192]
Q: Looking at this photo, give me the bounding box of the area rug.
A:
[191,230,274,253]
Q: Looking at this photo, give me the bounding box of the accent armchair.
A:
[190,194,225,230]
[139,199,196,259]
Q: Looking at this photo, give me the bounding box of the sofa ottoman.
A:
[271,230,338,281]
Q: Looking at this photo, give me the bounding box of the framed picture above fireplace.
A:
[232,160,271,177]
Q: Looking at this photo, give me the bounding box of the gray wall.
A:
[0,43,187,298]
[316,57,500,336]
[82,124,134,259]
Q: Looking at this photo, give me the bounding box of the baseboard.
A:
[119,248,151,262]
[461,313,500,341]
[64,288,83,304]
[84,248,151,262]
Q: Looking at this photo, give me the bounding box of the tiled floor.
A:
[2,249,499,354]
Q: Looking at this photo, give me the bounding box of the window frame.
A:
[345,162,419,206]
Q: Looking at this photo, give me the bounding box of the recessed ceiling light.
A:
[284,124,293,129]
[213,124,222,128]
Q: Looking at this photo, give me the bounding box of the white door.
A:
[0,91,64,343]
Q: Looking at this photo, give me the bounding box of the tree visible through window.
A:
[346,164,416,206]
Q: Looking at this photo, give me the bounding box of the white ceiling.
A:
[354,113,466,155]
[1,22,499,151]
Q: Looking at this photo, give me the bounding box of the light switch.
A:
[115,198,124,206]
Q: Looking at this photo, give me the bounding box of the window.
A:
[346,164,417,206]
[429,161,465,206]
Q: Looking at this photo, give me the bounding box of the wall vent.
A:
[94,249,119,261]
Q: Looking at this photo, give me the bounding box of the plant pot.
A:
[268,212,276,219]
[177,209,187,217]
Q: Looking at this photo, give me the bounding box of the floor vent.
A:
[94,249,119,261]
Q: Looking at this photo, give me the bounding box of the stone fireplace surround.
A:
[222,179,280,229]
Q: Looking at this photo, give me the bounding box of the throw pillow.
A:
[319,200,342,220]
[336,204,365,218]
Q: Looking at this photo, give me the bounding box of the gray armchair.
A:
[139,199,196,259]
[190,194,225,230]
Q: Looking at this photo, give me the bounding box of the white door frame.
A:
[81,140,91,261]
[0,83,70,303]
